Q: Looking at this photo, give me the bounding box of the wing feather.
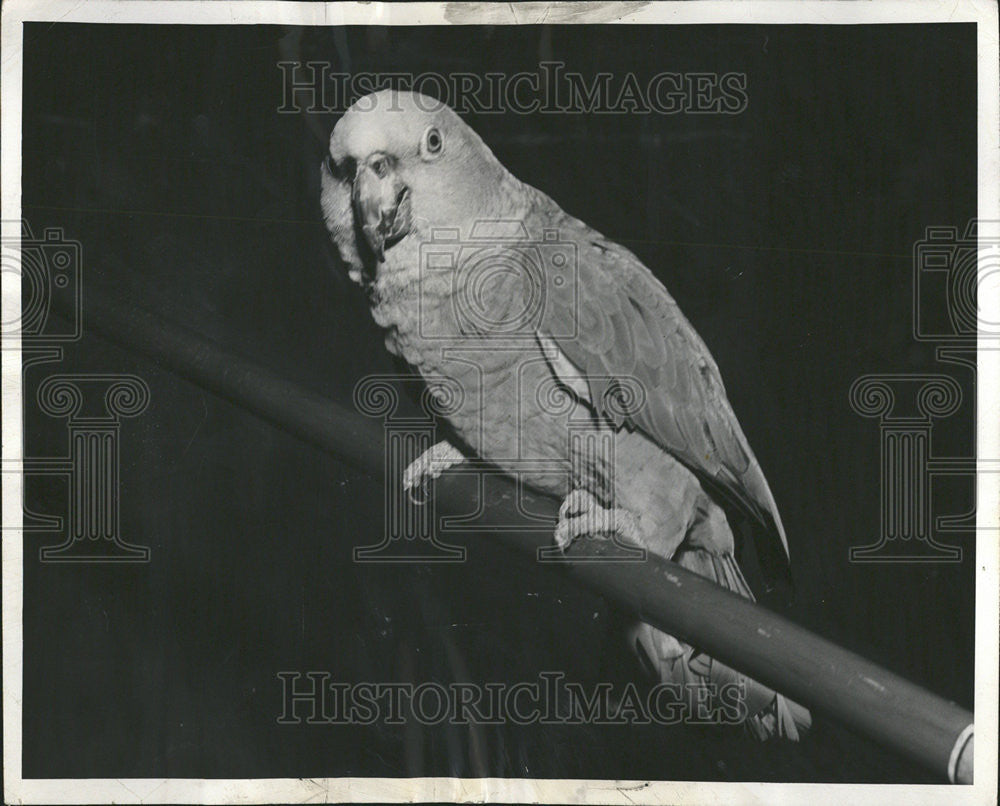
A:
[533,208,789,559]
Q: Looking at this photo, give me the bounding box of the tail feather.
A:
[629,550,811,741]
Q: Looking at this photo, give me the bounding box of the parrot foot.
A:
[402,441,466,503]
[554,489,640,552]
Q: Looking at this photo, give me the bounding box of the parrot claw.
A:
[554,489,640,552]
[402,441,466,504]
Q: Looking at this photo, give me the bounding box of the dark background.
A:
[19,22,976,782]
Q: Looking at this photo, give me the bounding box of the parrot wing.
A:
[531,205,790,564]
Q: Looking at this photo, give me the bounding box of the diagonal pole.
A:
[54,283,974,783]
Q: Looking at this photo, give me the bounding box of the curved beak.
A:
[352,154,412,262]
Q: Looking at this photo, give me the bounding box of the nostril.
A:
[395,185,410,207]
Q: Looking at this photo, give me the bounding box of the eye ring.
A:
[422,126,443,159]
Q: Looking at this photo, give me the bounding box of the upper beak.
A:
[352,155,412,262]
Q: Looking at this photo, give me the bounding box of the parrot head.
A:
[323,90,511,264]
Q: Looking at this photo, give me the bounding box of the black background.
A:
[19,22,976,782]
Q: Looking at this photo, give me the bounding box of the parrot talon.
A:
[554,489,640,552]
[401,441,466,502]
[406,479,433,506]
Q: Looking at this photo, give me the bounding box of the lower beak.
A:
[352,164,412,262]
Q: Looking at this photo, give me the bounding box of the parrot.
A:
[321,89,811,740]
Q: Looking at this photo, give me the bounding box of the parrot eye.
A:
[369,155,390,178]
[421,126,443,159]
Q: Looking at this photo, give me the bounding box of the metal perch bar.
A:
[58,284,974,784]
